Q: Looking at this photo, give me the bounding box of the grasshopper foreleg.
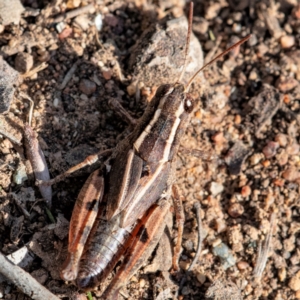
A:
[37,148,112,186]
[108,98,138,127]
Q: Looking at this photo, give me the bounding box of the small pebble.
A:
[262,160,271,167]
[196,272,206,284]
[282,167,300,182]
[289,271,300,292]
[79,79,96,96]
[241,185,251,197]
[139,278,146,288]
[280,35,295,49]
[15,52,33,73]
[250,153,263,165]
[275,133,288,147]
[277,151,288,166]
[287,143,300,156]
[209,182,224,196]
[277,77,298,93]
[228,203,244,218]
[237,261,249,270]
[102,69,112,80]
[263,141,279,159]
[278,268,286,282]
[212,242,236,269]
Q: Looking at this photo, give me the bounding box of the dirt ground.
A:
[1,0,300,299]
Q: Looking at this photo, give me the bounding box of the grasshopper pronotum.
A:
[40,3,250,298]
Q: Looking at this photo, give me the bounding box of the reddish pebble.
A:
[237,261,249,270]
[59,27,73,40]
[211,132,225,145]
[262,160,270,167]
[275,134,288,147]
[273,178,285,187]
[228,203,244,218]
[79,79,96,96]
[241,185,251,197]
[282,167,300,182]
[102,69,112,80]
[263,141,279,158]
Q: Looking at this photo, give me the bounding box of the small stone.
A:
[0,0,24,25]
[237,261,249,270]
[79,79,96,96]
[275,133,288,147]
[241,185,251,197]
[278,268,286,282]
[212,242,236,269]
[209,181,224,196]
[289,271,300,292]
[286,143,300,156]
[215,218,227,233]
[281,35,295,49]
[139,278,146,288]
[296,290,300,299]
[277,77,298,93]
[102,68,112,80]
[74,15,90,31]
[205,2,221,20]
[193,17,209,35]
[250,153,263,165]
[14,52,34,73]
[211,132,225,145]
[228,203,244,218]
[263,141,279,159]
[13,164,27,185]
[0,56,19,112]
[282,167,300,182]
[196,272,206,284]
[277,151,288,166]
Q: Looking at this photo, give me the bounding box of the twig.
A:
[0,252,60,300]
[52,4,94,23]
[253,213,276,278]
[22,62,48,79]
[20,93,52,208]
[58,60,80,90]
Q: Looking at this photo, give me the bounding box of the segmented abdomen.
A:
[76,214,134,290]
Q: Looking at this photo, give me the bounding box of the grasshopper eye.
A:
[184,95,194,113]
[155,84,172,97]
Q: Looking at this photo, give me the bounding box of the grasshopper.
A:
[40,3,250,298]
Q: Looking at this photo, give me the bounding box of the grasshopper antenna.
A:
[185,34,251,91]
[177,2,194,83]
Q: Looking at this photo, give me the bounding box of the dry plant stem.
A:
[38,148,113,186]
[253,212,276,278]
[58,60,80,90]
[52,4,94,23]
[24,124,52,208]
[22,62,48,78]
[171,185,185,271]
[0,252,60,300]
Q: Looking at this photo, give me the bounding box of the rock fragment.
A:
[224,140,250,175]
[0,57,19,113]
[15,52,34,73]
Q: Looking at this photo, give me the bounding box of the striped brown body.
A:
[61,83,196,290]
